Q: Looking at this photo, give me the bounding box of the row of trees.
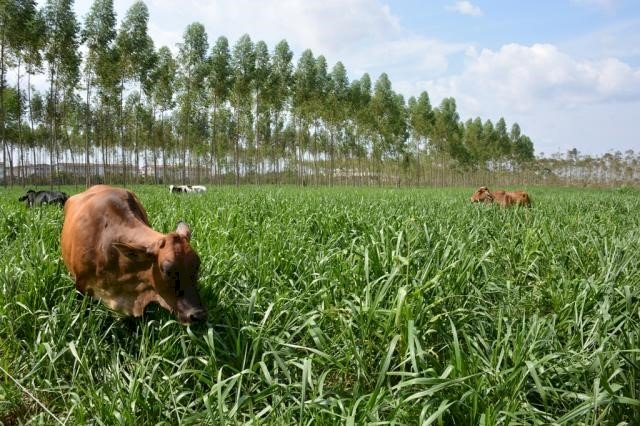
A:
[0,0,551,188]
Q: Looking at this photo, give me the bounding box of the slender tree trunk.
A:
[298,117,304,186]
[234,106,240,186]
[330,128,335,187]
[1,35,8,187]
[16,55,24,186]
[210,97,217,184]
[134,98,140,185]
[160,110,166,184]
[49,67,57,189]
[120,76,126,187]
[85,72,92,187]
[313,122,319,185]
[151,104,157,184]
[273,109,280,185]
[27,70,36,185]
[254,92,259,185]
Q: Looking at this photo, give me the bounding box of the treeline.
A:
[0,0,544,187]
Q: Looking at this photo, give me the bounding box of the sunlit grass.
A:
[1,185,639,424]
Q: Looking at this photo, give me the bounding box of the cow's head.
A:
[57,192,69,206]
[114,221,207,324]
[470,186,494,203]
[18,189,36,202]
[154,222,207,324]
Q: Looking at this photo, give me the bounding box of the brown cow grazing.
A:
[61,185,207,324]
[470,186,531,207]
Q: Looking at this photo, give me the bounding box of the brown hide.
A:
[471,186,531,207]
[61,185,207,324]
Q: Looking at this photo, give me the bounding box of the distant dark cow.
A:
[169,185,206,193]
[471,186,531,207]
[61,185,207,324]
[19,189,69,208]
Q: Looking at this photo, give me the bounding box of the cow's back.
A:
[61,185,152,289]
[510,191,531,207]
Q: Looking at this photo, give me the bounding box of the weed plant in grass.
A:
[1,185,639,424]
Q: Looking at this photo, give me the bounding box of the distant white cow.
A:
[169,185,207,193]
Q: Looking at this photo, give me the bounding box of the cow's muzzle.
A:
[176,298,208,324]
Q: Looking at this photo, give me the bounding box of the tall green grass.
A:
[1,186,639,424]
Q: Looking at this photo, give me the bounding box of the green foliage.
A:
[1,186,639,423]
[116,0,154,84]
[43,0,80,87]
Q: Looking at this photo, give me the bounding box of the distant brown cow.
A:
[61,185,207,324]
[470,186,531,207]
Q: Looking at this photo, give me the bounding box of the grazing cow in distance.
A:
[61,185,207,324]
[19,189,69,208]
[169,185,207,193]
[471,186,532,207]
[169,185,189,193]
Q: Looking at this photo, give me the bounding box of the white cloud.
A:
[144,0,401,57]
[447,1,483,17]
[428,43,640,113]
[344,36,468,82]
[142,0,466,85]
[423,43,640,154]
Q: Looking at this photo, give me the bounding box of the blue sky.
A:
[74,0,640,156]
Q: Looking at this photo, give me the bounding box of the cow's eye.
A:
[174,277,184,297]
[161,263,172,275]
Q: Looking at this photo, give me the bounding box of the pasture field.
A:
[1,185,639,424]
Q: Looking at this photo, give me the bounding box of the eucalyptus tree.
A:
[0,0,17,184]
[115,0,153,184]
[1,0,39,184]
[325,61,348,185]
[43,0,81,186]
[495,117,511,169]
[13,1,41,184]
[29,90,44,165]
[58,90,83,181]
[230,34,255,185]
[23,9,45,178]
[370,73,406,183]
[481,118,494,151]
[82,0,116,185]
[346,78,363,181]
[394,92,409,183]
[252,40,269,182]
[265,39,292,180]
[408,91,434,183]
[313,55,329,179]
[292,49,316,184]
[206,35,231,182]
[510,122,534,165]
[348,73,372,181]
[150,45,176,182]
[2,86,21,174]
[176,22,208,182]
[463,117,484,167]
[430,97,464,184]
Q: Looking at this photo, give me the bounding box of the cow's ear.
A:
[145,238,166,256]
[113,242,155,262]
[176,221,192,241]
